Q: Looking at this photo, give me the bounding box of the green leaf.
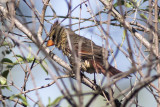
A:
[27,57,34,63]
[143,0,148,3]
[47,96,63,107]
[6,65,14,68]
[14,55,26,64]
[15,54,34,63]
[0,76,10,90]
[140,14,147,20]
[120,30,126,47]
[0,76,7,85]
[113,3,118,7]
[5,50,12,54]
[125,2,133,8]
[2,70,10,78]
[1,58,13,63]
[10,94,29,106]
[2,51,5,56]
[1,58,14,69]
[1,85,11,90]
[40,60,48,74]
[15,55,26,61]
[1,42,13,47]
[158,16,160,23]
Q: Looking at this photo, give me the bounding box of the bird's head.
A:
[47,20,61,47]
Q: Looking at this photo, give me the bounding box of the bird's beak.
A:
[47,40,54,47]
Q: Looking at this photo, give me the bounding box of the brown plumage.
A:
[47,21,126,77]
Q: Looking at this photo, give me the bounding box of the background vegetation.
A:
[0,0,160,107]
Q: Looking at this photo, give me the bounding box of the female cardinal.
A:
[47,21,126,77]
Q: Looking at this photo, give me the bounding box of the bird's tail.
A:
[107,65,131,78]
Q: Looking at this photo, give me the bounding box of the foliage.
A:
[0,0,159,106]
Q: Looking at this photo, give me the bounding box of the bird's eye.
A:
[50,30,56,40]
[52,33,56,40]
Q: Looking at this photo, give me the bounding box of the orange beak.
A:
[47,40,54,47]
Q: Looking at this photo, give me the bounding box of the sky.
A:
[1,0,158,106]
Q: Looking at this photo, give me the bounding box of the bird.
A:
[47,21,127,78]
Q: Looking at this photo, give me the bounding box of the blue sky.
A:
[1,0,158,106]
